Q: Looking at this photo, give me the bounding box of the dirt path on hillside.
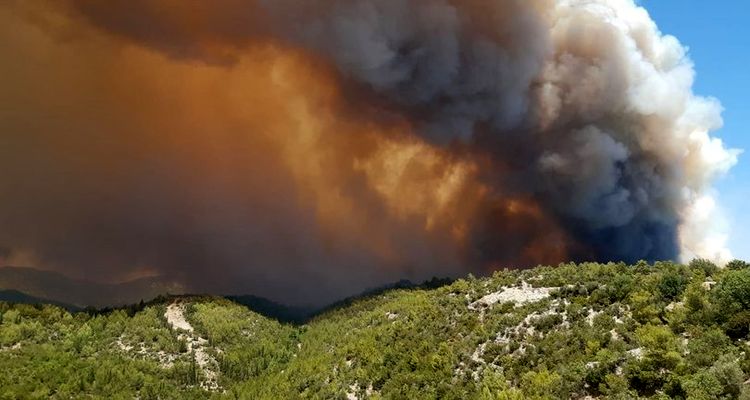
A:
[165,303,194,332]
[165,302,220,391]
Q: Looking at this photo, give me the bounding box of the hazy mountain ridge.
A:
[3,260,750,399]
[0,266,452,321]
[0,266,186,308]
[0,289,79,312]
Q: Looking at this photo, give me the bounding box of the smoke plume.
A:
[0,0,739,305]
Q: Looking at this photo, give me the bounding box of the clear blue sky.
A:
[639,0,750,260]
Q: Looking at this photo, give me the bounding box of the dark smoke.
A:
[0,0,738,305]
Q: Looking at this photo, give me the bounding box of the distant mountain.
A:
[0,289,80,311]
[0,266,186,308]
[227,277,455,324]
[226,294,317,324]
[314,276,454,318]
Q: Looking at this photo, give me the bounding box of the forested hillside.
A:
[3,260,750,399]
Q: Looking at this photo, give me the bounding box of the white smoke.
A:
[543,0,740,264]
[549,0,740,263]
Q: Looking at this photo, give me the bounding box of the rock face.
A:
[469,282,555,310]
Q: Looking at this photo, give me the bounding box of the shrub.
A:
[686,328,732,368]
[682,371,723,399]
[710,355,744,398]
[520,369,563,399]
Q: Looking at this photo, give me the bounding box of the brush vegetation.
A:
[3,260,750,399]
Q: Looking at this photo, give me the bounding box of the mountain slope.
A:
[2,260,750,399]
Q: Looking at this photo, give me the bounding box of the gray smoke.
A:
[252,0,736,262]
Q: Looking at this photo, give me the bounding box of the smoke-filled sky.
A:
[0,0,740,305]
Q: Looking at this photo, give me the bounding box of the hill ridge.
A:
[4,260,750,399]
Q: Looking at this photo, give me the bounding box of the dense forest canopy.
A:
[3,260,750,399]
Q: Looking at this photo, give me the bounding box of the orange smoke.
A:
[0,2,573,303]
[263,45,573,270]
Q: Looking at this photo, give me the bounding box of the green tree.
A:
[658,271,688,301]
[713,269,750,337]
[689,259,719,277]
[726,259,750,270]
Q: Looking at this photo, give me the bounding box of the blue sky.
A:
[639,0,750,260]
